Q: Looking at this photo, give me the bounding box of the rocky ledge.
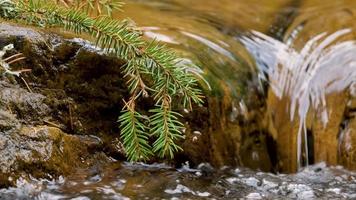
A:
[0,22,288,186]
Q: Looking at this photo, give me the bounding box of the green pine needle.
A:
[150,106,184,158]
[118,106,153,161]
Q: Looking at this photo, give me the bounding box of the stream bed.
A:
[1,162,356,199]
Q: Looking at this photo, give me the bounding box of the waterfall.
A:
[240,29,356,169]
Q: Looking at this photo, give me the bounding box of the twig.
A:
[68,103,74,131]
[7,56,26,65]
[58,0,69,8]
[20,76,32,93]
[43,120,62,129]
[3,53,23,62]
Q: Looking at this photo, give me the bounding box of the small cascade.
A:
[240,29,356,170]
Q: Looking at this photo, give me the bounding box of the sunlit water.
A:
[4,0,356,199]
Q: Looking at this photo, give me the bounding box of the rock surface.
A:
[0,23,117,186]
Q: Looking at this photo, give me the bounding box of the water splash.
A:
[240,29,356,169]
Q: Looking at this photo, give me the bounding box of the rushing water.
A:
[4,0,356,199]
[112,0,356,169]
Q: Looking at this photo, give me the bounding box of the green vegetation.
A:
[0,0,204,161]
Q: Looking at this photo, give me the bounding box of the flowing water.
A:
[4,0,356,199]
[241,29,356,169]
[112,0,356,170]
[1,162,356,199]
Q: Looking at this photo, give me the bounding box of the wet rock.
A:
[180,88,270,170]
[338,116,356,170]
[0,22,125,136]
[0,23,46,44]
[197,163,215,176]
[0,81,50,123]
[0,23,117,186]
[240,130,274,171]
[0,95,102,185]
[0,23,125,141]
[0,125,105,185]
[0,117,108,188]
